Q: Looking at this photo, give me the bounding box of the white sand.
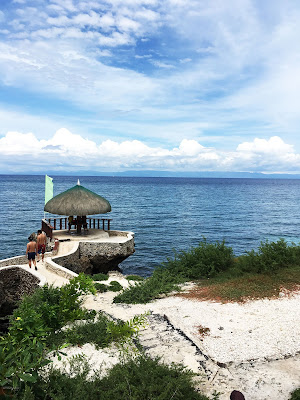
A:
[82,275,300,400]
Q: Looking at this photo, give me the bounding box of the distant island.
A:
[3,171,300,179]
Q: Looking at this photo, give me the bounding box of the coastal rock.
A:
[54,236,134,275]
[0,267,39,332]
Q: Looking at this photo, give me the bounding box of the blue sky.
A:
[1,0,300,174]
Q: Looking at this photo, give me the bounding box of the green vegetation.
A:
[0,274,145,396]
[236,238,300,273]
[290,388,300,400]
[0,272,210,400]
[94,280,123,293]
[94,282,108,292]
[47,312,148,352]
[108,281,123,292]
[114,238,300,304]
[126,275,144,281]
[13,355,209,400]
[92,273,109,281]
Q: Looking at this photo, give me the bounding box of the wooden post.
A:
[108,219,111,230]
[60,218,62,230]
[102,219,105,230]
[54,219,56,230]
[97,219,100,229]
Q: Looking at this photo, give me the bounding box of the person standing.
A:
[37,230,47,262]
[26,236,38,270]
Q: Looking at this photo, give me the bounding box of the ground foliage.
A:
[290,388,300,400]
[0,274,145,396]
[114,238,300,304]
[14,355,210,400]
[94,280,123,293]
[91,273,109,281]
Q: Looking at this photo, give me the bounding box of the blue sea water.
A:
[0,175,300,276]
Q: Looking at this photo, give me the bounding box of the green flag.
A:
[45,175,53,205]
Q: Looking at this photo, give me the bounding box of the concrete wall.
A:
[45,259,77,280]
[0,253,51,268]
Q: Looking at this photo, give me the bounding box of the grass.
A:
[114,238,300,304]
[178,266,300,303]
[16,355,210,400]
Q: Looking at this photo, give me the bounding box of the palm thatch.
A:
[44,184,111,216]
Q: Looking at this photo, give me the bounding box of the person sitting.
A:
[68,216,75,232]
[82,215,88,231]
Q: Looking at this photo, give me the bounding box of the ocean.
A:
[0,175,300,276]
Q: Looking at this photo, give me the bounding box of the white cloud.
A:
[0,131,40,154]
[1,130,300,173]
[237,136,294,154]
[1,0,300,158]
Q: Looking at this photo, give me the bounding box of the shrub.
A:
[94,281,123,293]
[290,388,300,400]
[126,275,144,281]
[114,268,181,304]
[94,283,108,293]
[237,239,300,273]
[15,355,210,400]
[108,281,123,292]
[162,238,234,279]
[92,273,109,281]
[114,238,234,304]
[0,273,96,393]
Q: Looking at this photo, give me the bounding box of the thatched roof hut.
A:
[44,182,111,216]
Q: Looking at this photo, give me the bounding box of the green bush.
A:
[0,274,96,393]
[94,282,108,292]
[114,238,234,304]
[94,281,123,293]
[49,313,113,350]
[290,388,300,400]
[92,273,109,281]
[108,281,123,292]
[237,239,300,273]
[162,238,234,280]
[13,273,96,333]
[15,355,210,400]
[126,275,144,281]
[114,268,181,304]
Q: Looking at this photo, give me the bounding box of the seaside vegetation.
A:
[94,280,123,293]
[14,355,210,400]
[290,388,300,400]
[113,238,300,304]
[0,273,213,399]
[92,273,109,281]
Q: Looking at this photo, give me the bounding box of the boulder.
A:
[0,268,39,332]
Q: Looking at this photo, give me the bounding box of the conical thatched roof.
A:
[44,183,111,216]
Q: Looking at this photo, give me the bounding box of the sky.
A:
[1,0,300,174]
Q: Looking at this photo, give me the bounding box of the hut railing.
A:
[42,219,54,239]
[43,217,112,232]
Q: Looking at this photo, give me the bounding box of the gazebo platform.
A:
[53,228,129,244]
